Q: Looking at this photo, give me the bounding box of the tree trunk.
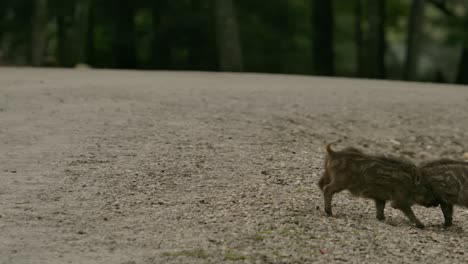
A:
[456,11,468,84]
[114,0,136,68]
[31,0,48,66]
[152,0,171,69]
[214,0,243,72]
[0,4,12,64]
[312,0,335,76]
[86,2,95,66]
[188,1,203,70]
[367,0,386,79]
[456,47,468,84]
[56,15,67,66]
[0,33,10,64]
[354,0,364,77]
[404,0,426,81]
[0,4,5,63]
[55,0,91,67]
[73,0,91,65]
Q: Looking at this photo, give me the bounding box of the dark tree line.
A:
[311,0,334,76]
[1,0,468,84]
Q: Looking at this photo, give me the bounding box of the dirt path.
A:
[1,68,468,263]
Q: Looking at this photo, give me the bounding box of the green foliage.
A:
[224,250,246,261]
[237,0,312,74]
[162,249,209,259]
[0,0,467,83]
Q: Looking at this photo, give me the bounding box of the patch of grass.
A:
[162,249,208,259]
[278,226,297,235]
[224,251,246,261]
[251,233,265,241]
[258,229,273,235]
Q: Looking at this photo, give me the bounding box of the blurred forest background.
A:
[1,0,468,84]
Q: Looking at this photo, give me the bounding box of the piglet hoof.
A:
[415,223,425,229]
[325,208,333,217]
[376,215,385,221]
[443,222,453,229]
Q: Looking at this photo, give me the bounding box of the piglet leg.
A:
[374,199,386,221]
[440,202,453,228]
[393,201,425,229]
[323,182,344,216]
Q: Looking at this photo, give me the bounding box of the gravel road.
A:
[1,68,468,263]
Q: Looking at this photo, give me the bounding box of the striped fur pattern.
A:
[420,159,468,227]
[319,142,438,229]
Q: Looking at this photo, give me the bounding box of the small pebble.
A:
[462,152,468,161]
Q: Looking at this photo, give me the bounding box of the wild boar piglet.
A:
[420,159,468,227]
[319,142,438,228]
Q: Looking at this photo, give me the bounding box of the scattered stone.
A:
[463,153,468,161]
[390,139,401,146]
[418,152,430,159]
[392,144,401,150]
[400,150,416,157]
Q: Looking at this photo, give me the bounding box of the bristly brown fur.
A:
[326,142,336,156]
[325,140,343,156]
[420,159,468,227]
[319,142,438,229]
[421,159,468,168]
